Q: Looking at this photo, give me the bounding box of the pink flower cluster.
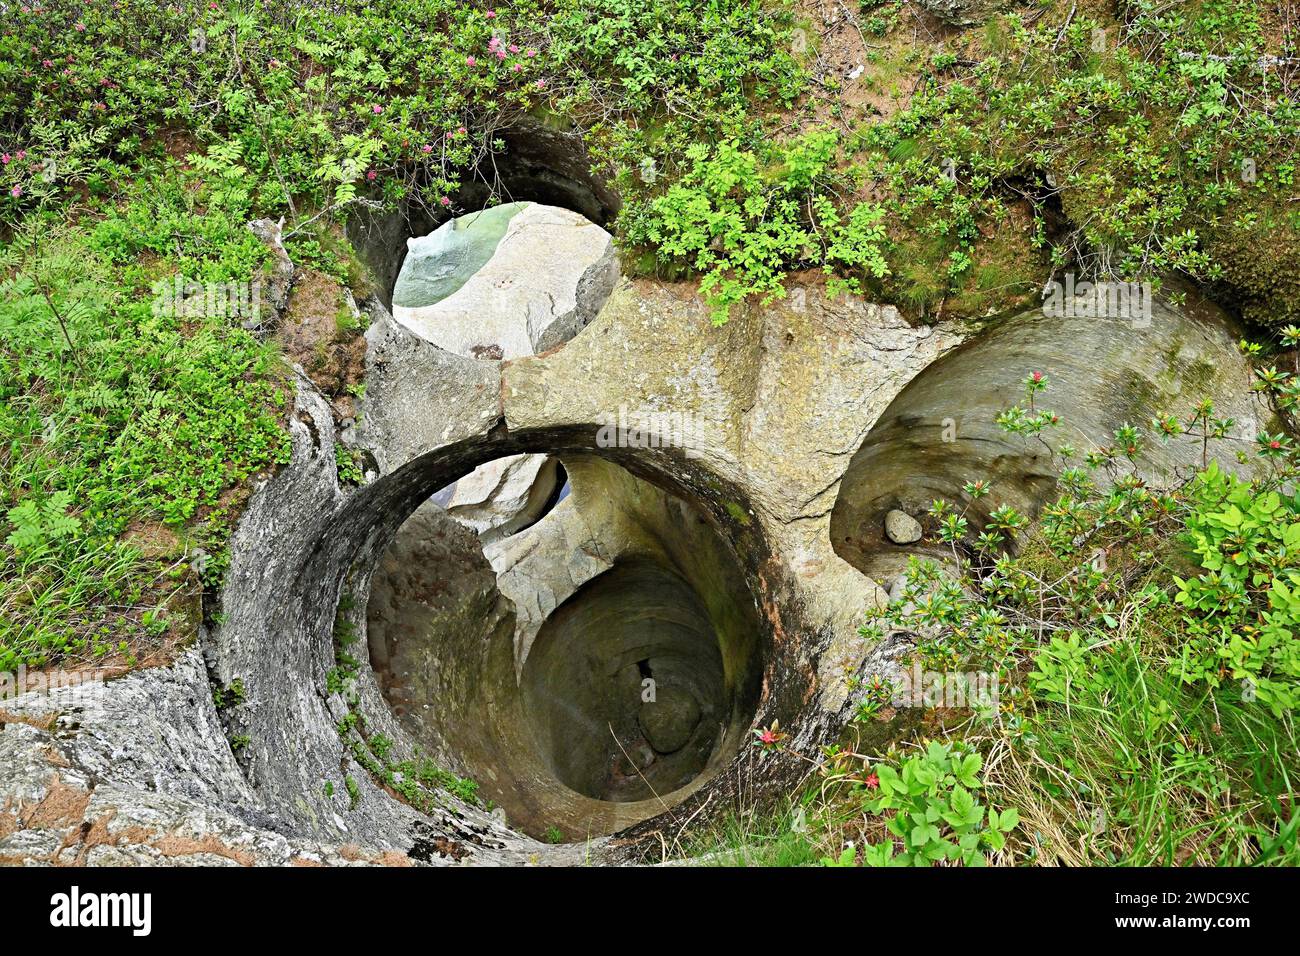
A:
[3,150,32,198]
[483,31,537,74]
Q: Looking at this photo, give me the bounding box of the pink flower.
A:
[74,22,85,31]
[466,56,476,66]
[511,64,521,72]
[535,79,546,89]
[16,151,26,160]
[526,49,536,58]
[509,44,519,53]
[42,59,53,68]
[421,144,433,153]
[366,169,377,181]
[484,9,496,17]
[1031,370,1043,383]
[1,154,9,164]
[865,773,880,790]
[439,196,451,206]
[495,50,506,60]
[10,186,21,198]
[758,729,778,745]
[372,104,382,114]
[457,126,466,135]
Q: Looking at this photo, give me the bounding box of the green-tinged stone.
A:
[391,202,529,309]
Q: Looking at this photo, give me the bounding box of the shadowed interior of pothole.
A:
[521,560,726,802]
[364,452,764,840]
[829,300,1261,581]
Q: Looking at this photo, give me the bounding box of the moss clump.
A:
[1204,200,1300,329]
[724,501,753,526]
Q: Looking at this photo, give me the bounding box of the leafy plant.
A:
[4,491,82,556]
[1172,464,1300,714]
[624,130,889,323]
[853,358,1300,865]
[860,742,1015,866]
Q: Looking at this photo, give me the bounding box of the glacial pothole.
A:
[334,182,784,845]
[345,118,620,312]
[829,296,1268,580]
[521,559,729,803]
[364,452,764,840]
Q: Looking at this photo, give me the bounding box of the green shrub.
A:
[624,130,889,322]
[860,743,1016,866]
[0,217,289,668]
[1173,464,1300,714]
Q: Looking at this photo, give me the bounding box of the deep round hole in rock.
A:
[520,558,728,802]
[344,118,621,312]
[364,452,763,837]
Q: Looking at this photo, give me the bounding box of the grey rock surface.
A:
[444,453,558,548]
[884,509,923,544]
[392,202,618,360]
